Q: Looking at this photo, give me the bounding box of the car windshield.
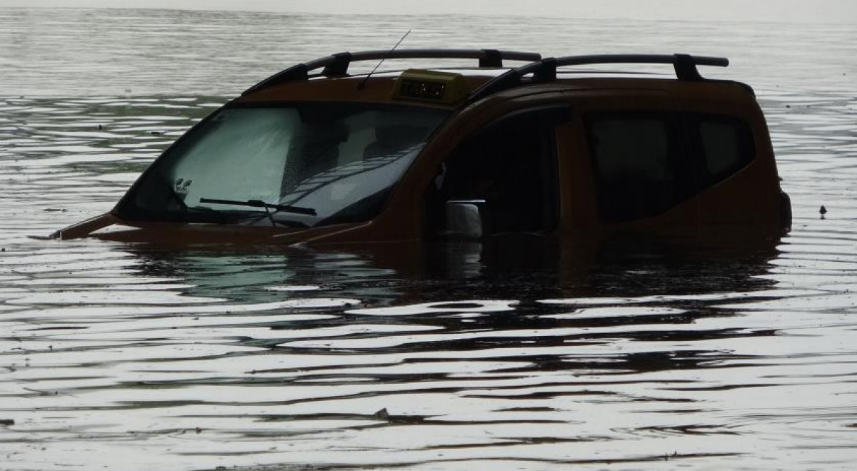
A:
[120,103,449,227]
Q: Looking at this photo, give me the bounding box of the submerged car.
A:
[52,49,791,245]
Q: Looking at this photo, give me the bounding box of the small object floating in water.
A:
[820,205,827,218]
[0,419,14,426]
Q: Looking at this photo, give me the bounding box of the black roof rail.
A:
[243,49,543,96]
[468,53,729,103]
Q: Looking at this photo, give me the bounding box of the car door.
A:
[425,106,572,238]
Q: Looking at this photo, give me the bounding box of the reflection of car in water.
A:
[52,49,791,245]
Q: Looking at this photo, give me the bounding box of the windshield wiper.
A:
[199,198,316,215]
[199,197,315,227]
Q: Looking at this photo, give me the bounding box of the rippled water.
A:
[2,7,857,471]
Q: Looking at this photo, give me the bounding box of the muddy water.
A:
[2,7,857,471]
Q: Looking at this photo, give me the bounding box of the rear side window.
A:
[585,113,693,223]
[694,115,755,185]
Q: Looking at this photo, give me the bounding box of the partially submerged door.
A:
[425,107,569,238]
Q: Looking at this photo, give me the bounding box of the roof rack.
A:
[243,49,543,96]
[468,54,729,102]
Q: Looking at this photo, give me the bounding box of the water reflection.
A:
[2,231,796,468]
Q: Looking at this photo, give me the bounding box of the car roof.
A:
[236,49,752,108]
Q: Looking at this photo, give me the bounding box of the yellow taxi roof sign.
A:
[393,69,467,105]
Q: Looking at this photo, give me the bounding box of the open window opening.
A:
[425,109,562,238]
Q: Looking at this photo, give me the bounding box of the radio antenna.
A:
[358,30,411,90]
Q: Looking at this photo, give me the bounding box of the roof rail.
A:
[243,49,543,96]
[468,53,729,102]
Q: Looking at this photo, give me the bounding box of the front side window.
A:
[427,109,561,235]
[120,103,448,227]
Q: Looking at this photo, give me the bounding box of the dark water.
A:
[2,7,857,471]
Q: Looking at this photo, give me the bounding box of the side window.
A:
[693,115,755,186]
[585,113,692,223]
[427,109,562,235]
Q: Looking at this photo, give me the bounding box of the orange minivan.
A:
[52,49,791,245]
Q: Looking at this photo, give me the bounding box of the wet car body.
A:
[52,49,791,245]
